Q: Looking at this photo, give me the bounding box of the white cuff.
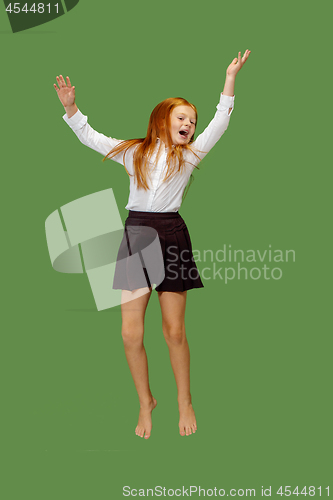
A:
[217,93,235,111]
[62,109,87,130]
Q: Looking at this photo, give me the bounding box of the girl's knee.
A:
[121,324,144,347]
[162,323,186,345]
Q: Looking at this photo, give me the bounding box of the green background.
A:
[1,0,331,498]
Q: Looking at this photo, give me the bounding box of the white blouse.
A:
[62,93,234,212]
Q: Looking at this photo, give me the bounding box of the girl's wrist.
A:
[64,103,78,118]
[222,74,236,97]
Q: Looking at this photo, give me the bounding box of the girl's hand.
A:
[226,50,251,77]
[53,75,75,108]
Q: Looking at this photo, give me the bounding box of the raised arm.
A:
[53,75,126,164]
[190,49,251,162]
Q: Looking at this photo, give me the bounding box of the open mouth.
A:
[179,130,189,137]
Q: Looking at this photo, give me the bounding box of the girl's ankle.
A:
[139,396,155,408]
[178,396,192,406]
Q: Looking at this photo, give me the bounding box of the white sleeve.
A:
[189,94,235,164]
[62,109,125,165]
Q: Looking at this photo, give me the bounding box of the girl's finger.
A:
[243,49,251,63]
[59,75,66,86]
[236,52,241,69]
[66,76,72,88]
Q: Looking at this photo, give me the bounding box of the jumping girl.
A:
[54,49,251,439]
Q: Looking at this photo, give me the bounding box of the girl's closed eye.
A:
[178,117,195,125]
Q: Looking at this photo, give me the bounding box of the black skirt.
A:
[112,211,204,292]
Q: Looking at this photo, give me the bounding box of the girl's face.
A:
[169,105,197,145]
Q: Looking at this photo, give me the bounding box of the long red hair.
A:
[103,97,200,190]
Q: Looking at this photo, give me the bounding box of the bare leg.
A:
[121,287,156,439]
[157,291,197,436]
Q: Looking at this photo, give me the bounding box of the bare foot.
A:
[135,398,157,439]
[178,401,197,436]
